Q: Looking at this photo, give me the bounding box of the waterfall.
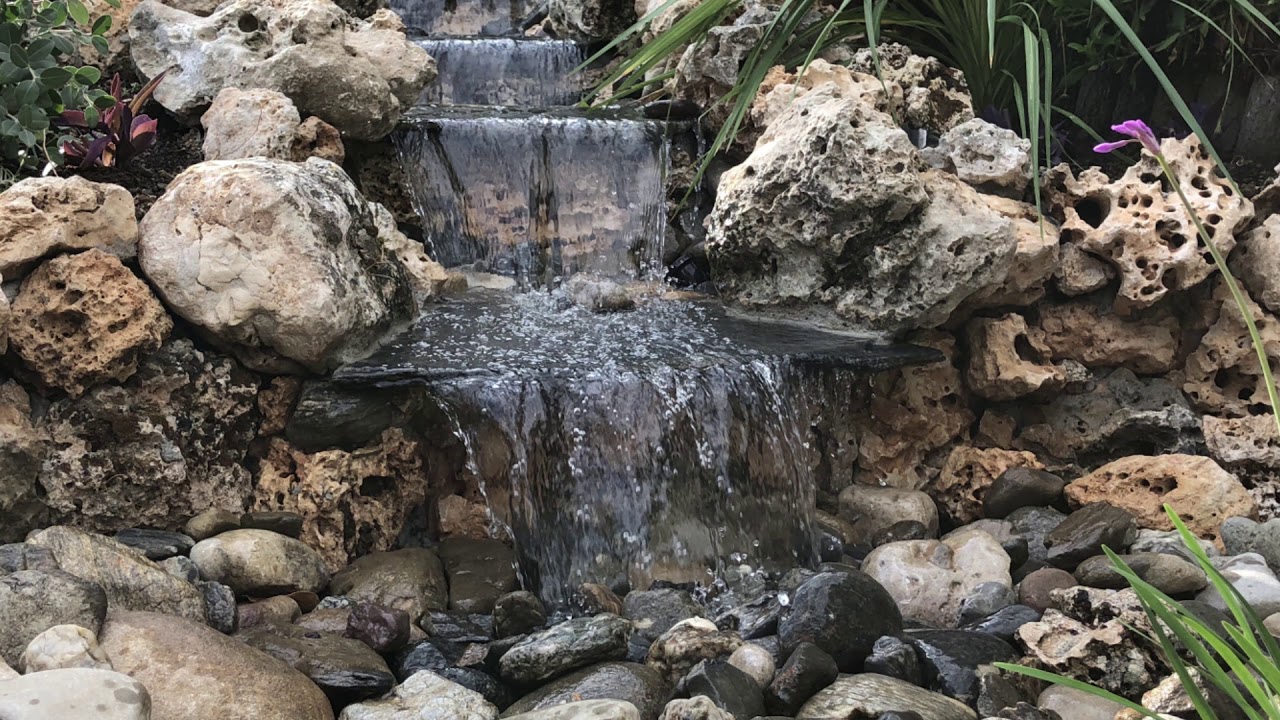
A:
[414,39,585,106]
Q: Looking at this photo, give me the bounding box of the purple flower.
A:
[1094,119,1162,155]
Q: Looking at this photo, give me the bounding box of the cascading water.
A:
[350,0,939,605]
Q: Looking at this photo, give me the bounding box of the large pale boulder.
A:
[100,610,334,720]
[129,0,435,140]
[0,668,151,720]
[190,529,330,595]
[708,90,1015,335]
[139,158,417,373]
[38,340,259,533]
[0,177,136,279]
[10,250,171,397]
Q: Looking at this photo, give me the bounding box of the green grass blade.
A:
[1228,0,1280,37]
[993,663,1164,718]
[987,0,996,65]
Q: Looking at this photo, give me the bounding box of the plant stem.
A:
[1156,154,1280,441]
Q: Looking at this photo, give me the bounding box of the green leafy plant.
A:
[997,505,1280,718]
[1,0,122,175]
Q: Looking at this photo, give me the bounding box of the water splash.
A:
[415,38,585,106]
[393,107,670,285]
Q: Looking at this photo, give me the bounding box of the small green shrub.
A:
[1,0,121,176]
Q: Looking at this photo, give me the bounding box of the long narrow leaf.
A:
[993,663,1164,719]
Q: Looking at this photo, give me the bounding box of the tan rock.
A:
[372,202,448,306]
[19,624,111,672]
[0,382,48,543]
[1233,214,1280,314]
[856,331,972,489]
[1184,286,1280,416]
[438,494,491,539]
[934,447,1044,524]
[748,60,901,141]
[863,528,1012,628]
[1065,454,1256,540]
[1203,414,1280,467]
[0,177,137,279]
[237,596,302,630]
[201,88,301,161]
[292,116,345,164]
[958,196,1059,310]
[1043,135,1253,314]
[253,428,431,570]
[1054,240,1115,296]
[191,528,330,596]
[1036,299,1180,374]
[100,610,334,720]
[257,377,301,437]
[837,484,939,544]
[82,0,144,70]
[926,118,1031,196]
[964,314,1063,401]
[849,42,974,133]
[974,410,1016,449]
[328,548,448,623]
[9,250,170,397]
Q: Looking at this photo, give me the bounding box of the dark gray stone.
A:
[285,381,400,452]
[499,614,631,685]
[871,520,931,547]
[494,591,547,639]
[237,620,395,704]
[0,570,107,666]
[958,581,1015,624]
[681,660,765,720]
[1045,503,1138,570]
[440,666,513,709]
[424,611,492,643]
[199,580,237,634]
[347,602,411,653]
[394,639,457,680]
[240,511,304,538]
[160,556,201,583]
[1222,517,1280,572]
[715,592,782,640]
[764,641,838,716]
[0,543,57,573]
[113,528,196,560]
[962,604,1041,645]
[863,635,921,686]
[778,571,902,671]
[906,629,1018,705]
[503,661,671,718]
[623,588,706,643]
[437,538,518,615]
[976,665,1027,717]
[983,468,1065,519]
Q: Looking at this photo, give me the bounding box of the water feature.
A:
[355,0,939,605]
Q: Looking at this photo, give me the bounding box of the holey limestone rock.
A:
[707,90,1015,336]
[129,0,435,140]
[139,158,417,373]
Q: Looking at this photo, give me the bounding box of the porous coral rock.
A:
[849,42,974,133]
[1183,285,1280,417]
[1232,215,1280,314]
[1044,135,1253,313]
[0,382,48,543]
[1034,298,1180,375]
[955,195,1059,312]
[371,202,448,306]
[291,116,345,164]
[10,250,171,397]
[925,117,1030,196]
[0,176,137,279]
[253,428,431,570]
[964,314,1063,401]
[129,0,436,140]
[1203,414,1280,467]
[748,60,901,144]
[934,447,1044,525]
[1065,454,1255,540]
[1054,240,1115,296]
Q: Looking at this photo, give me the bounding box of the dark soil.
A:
[77,117,204,220]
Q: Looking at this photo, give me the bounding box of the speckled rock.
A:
[508,700,641,720]
[339,670,497,719]
[646,618,741,682]
[26,527,205,622]
[503,661,670,719]
[0,176,137,279]
[201,88,302,160]
[1065,454,1255,541]
[1035,299,1180,375]
[1183,286,1280,417]
[863,528,1012,628]
[10,249,170,397]
[1204,414,1280,468]
[658,696,730,720]
[797,673,976,720]
[0,668,151,720]
[495,591,547,639]
[38,340,259,534]
[329,548,448,623]
[190,529,330,596]
[926,118,1030,196]
[934,447,1045,525]
[101,610,334,720]
[849,43,974,133]
[500,614,631,685]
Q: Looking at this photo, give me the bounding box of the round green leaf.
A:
[75,65,100,84]
[90,34,107,55]
[0,61,25,84]
[67,0,89,26]
[14,79,39,106]
[8,44,28,69]
[39,66,71,89]
[91,14,111,35]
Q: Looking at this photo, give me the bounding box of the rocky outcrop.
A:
[1044,136,1253,313]
[964,314,1063,401]
[38,340,260,533]
[0,177,137,279]
[708,85,1015,334]
[1035,298,1180,375]
[1183,286,1280,417]
[139,157,417,373]
[10,250,171,397]
[849,43,974,133]
[924,118,1030,196]
[371,202,449,306]
[748,60,900,146]
[129,0,435,140]
[253,429,431,570]
[934,447,1044,525]
[1065,454,1255,540]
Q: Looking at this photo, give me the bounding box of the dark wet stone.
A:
[331,547,448,625]
[199,580,237,634]
[285,381,398,452]
[239,511,304,539]
[346,602,411,653]
[439,666,513,709]
[237,621,395,705]
[863,635,921,686]
[503,661,671,718]
[778,571,903,672]
[962,604,1041,644]
[876,713,925,720]
[984,468,1066,519]
[752,635,781,664]
[494,591,547,639]
[1045,503,1138,570]
[976,665,1027,716]
[905,629,1019,705]
[1001,535,1030,569]
[715,592,782,640]
[958,581,1015,624]
[1007,506,1067,575]
[818,527,845,563]
[0,570,107,666]
[623,588,706,644]
[437,538,518,614]
[779,568,817,593]
[499,614,631,685]
[486,634,524,674]
[112,528,195,560]
[764,641,838,716]
[393,639,458,680]
[423,610,492,643]
[0,543,57,573]
[642,99,703,121]
[681,659,765,720]
[872,520,931,547]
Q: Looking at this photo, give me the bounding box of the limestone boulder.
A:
[372,202,448,306]
[10,250,170,396]
[1065,454,1255,541]
[339,669,497,719]
[0,177,136,279]
[1204,414,1280,468]
[707,87,1015,335]
[747,60,901,147]
[0,668,151,720]
[190,529,330,596]
[955,195,1059,311]
[1183,286,1280,417]
[1035,298,1180,375]
[129,0,435,140]
[964,314,1063,401]
[292,116,346,164]
[253,429,430,570]
[139,157,417,373]
[925,117,1030,196]
[19,624,112,672]
[933,447,1044,525]
[1055,241,1116,296]
[100,610,334,720]
[849,42,974,133]
[201,88,301,160]
[1233,214,1280,314]
[862,527,1012,628]
[1044,135,1253,314]
[837,484,939,544]
[0,383,48,543]
[38,340,260,533]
